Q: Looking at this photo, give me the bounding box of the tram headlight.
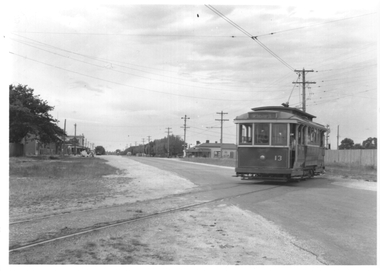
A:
[260,155,265,160]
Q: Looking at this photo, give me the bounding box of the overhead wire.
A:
[255,12,377,37]
[10,34,294,94]
[10,51,293,103]
[205,4,294,71]
[12,11,375,38]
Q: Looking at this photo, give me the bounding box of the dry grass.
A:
[325,162,377,181]
[9,156,119,215]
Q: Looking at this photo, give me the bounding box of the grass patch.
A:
[9,156,120,213]
[325,162,377,180]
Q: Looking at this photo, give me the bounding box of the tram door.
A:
[290,124,296,167]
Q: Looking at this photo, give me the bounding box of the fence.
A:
[325,149,377,168]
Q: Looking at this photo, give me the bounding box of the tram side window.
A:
[254,123,269,145]
[320,131,325,147]
[316,130,320,146]
[239,124,252,144]
[298,126,304,145]
[272,123,288,146]
[307,127,318,145]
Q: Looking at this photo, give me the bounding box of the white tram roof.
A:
[234,106,327,130]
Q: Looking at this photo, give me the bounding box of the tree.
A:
[338,138,354,150]
[352,143,363,149]
[9,84,66,143]
[362,137,377,149]
[95,146,106,155]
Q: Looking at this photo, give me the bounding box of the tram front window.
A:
[239,124,252,144]
[254,123,269,145]
[272,123,287,145]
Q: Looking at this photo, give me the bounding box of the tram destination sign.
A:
[248,112,277,119]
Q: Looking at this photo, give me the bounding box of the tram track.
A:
[9,184,281,253]
[10,182,243,225]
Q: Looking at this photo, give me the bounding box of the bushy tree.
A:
[352,143,363,149]
[124,135,185,157]
[362,137,377,149]
[9,84,65,143]
[339,138,354,150]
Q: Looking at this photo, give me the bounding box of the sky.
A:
[4,0,378,151]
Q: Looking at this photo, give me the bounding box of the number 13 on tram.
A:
[233,106,328,181]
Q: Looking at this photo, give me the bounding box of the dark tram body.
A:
[234,106,327,180]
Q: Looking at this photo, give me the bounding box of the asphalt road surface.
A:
[126,157,377,265]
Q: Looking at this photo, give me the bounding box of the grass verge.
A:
[9,156,120,216]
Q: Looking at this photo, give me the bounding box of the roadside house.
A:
[186,142,237,158]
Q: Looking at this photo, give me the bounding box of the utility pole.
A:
[337,125,340,150]
[166,127,172,157]
[216,111,229,158]
[142,138,145,154]
[74,123,77,156]
[147,136,151,156]
[62,119,66,156]
[216,111,229,144]
[181,115,190,157]
[293,68,315,112]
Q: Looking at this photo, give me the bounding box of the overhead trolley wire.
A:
[256,12,377,37]
[205,5,294,72]
[13,12,375,38]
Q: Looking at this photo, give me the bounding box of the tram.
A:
[234,106,328,181]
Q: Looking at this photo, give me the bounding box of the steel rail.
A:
[9,185,280,253]
[10,182,243,225]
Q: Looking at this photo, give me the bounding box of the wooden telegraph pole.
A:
[181,115,190,157]
[216,111,229,158]
[293,68,315,112]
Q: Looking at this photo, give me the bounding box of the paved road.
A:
[128,157,377,265]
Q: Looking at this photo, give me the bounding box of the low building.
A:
[186,142,236,158]
[22,134,60,156]
[64,135,87,155]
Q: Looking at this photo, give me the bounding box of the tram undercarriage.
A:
[234,166,325,182]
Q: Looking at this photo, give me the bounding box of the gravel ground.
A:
[30,203,323,264]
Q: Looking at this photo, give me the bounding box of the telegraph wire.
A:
[12,31,247,38]
[12,12,375,38]
[11,34,227,87]
[205,5,294,71]
[256,12,376,37]
[10,34,292,94]
[10,51,291,102]
[10,34,224,88]
[292,89,374,108]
